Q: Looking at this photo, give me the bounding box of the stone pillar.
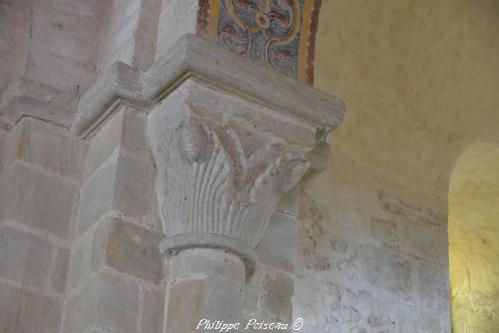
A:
[0,1,342,332]
[147,76,313,331]
[145,44,343,332]
[71,32,344,332]
[165,249,245,332]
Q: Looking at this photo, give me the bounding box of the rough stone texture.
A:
[77,147,157,234]
[50,247,70,295]
[98,0,161,72]
[27,0,102,93]
[140,287,165,333]
[0,0,161,128]
[0,0,30,94]
[0,225,53,291]
[156,0,198,61]
[0,118,84,239]
[0,0,105,127]
[63,271,141,333]
[165,249,246,332]
[0,281,62,333]
[256,211,299,273]
[0,162,79,239]
[0,116,85,333]
[294,177,451,333]
[60,105,165,332]
[0,128,7,175]
[77,108,160,235]
[67,215,163,291]
[2,117,86,180]
[165,278,205,333]
[260,272,294,323]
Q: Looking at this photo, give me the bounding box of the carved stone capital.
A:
[70,34,345,269]
[149,78,320,265]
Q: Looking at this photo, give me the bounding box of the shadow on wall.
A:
[448,142,499,332]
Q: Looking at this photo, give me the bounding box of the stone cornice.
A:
[72,34,345,139]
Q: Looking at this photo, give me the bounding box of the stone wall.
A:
[0,115,452,333]
[0,118,85,333]
[61,107,165,333]
[0,112,167,333]
[294,171,451,332]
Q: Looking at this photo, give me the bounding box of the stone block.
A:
[68,216,163,291]
[25,47,96,94]
[109,0,142,24]
[30,9,99,66]
[9,118,86,179]
[50,246,70,294]
[42,0,101,17]
[77,153,118,234]
[94,272,140,332]
[140,288,165,333]
[0,128,8,175]
[120,110,149,158]
[84,111,123,178]
[0,281,62,333]
[26,0,100,93]
[0,162,78,238]
[66,222,102,291]
[1,79,77,127]
[63,271,140,333]
[165,279,205,333]
[256,212,298,273]
[105,218,163,284]
[0,225,53,291]
[156,0,198,60]
[33,119,84,177]
[83,107,150,176]
[132,31,156,70]
[113,153,155,221]
[99,21,138,71]
[260,273,294,322]
[78,148,155,234]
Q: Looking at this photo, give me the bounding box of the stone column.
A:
[71,33,344,332]
[145,48,342,333]
[147,76,312,331]
[165,249,245,332]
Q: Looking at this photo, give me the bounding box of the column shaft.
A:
[165,249,245,332]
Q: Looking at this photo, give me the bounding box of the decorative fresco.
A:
[197,0,321,84]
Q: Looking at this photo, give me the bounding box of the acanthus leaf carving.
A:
[154,114,310,248]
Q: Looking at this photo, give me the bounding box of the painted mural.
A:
[198,0,321,84]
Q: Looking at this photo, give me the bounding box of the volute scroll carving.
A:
[148,79,323,263]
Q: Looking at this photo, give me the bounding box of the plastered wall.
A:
[296,0,499,331]
[449,143,499,332]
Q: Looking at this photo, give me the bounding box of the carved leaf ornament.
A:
[161,116,309,248]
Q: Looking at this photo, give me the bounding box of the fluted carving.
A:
[148,79,324,258]
[153,115,309,248]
